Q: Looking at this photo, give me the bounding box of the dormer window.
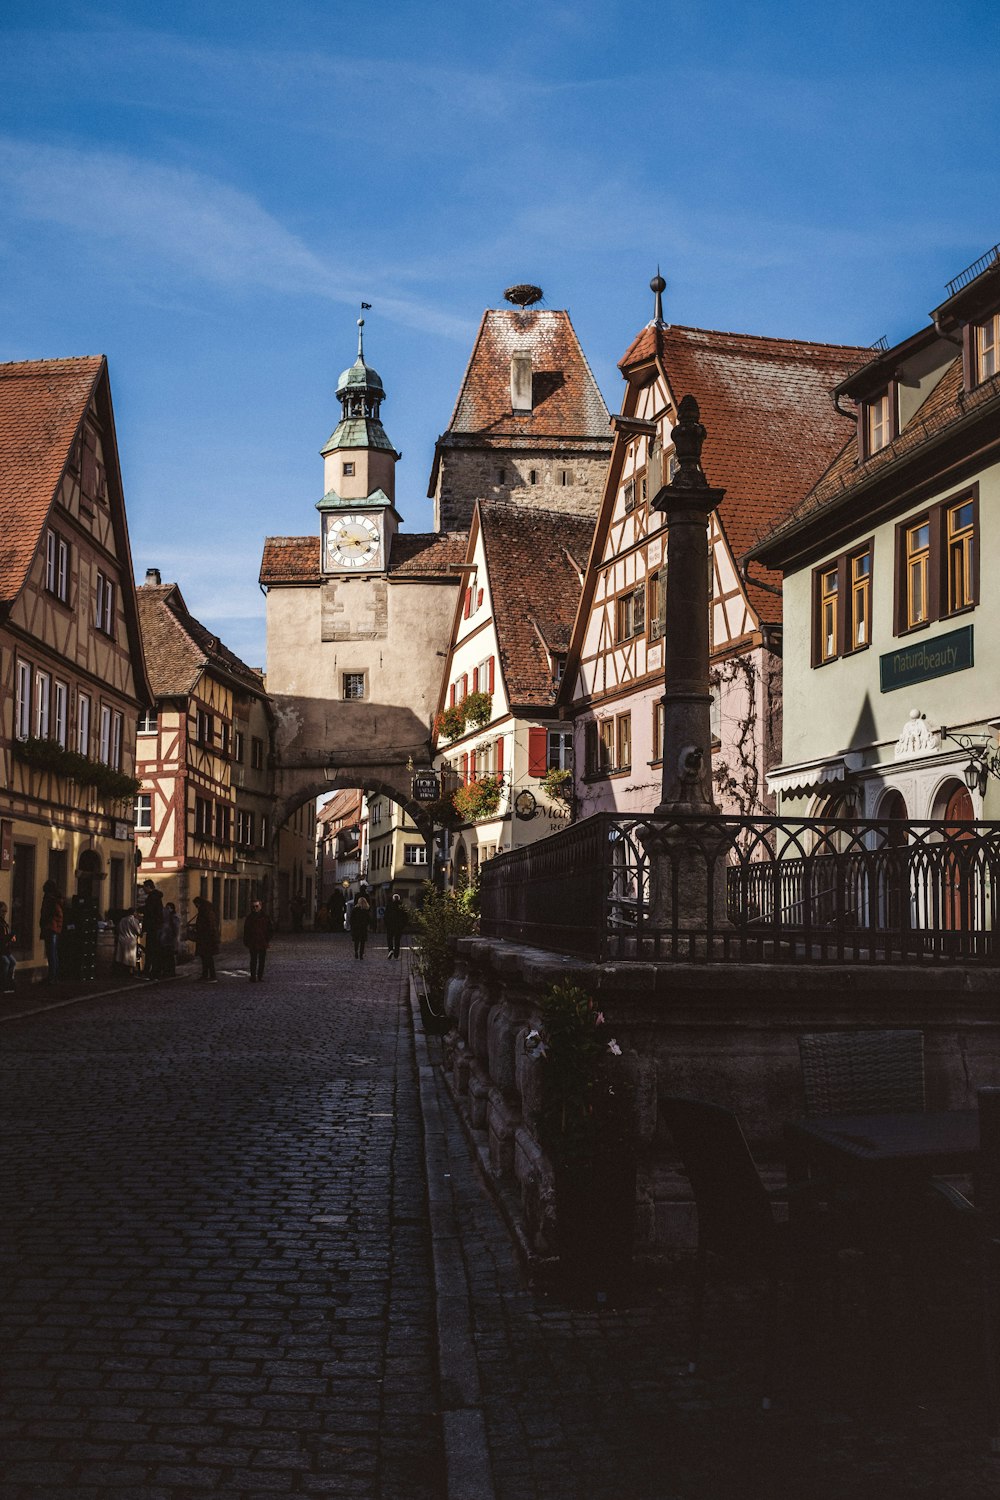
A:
[974,312,999,384]
[865,389,893,456]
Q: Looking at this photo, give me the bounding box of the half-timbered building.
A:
[0,356,152,977]
[135,573,276,942]
[561,292,866,817]
[433,500,594,884]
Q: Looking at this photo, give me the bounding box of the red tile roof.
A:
[442,308,611,441]
[479,501,595,708]
[259,531,467,585]
[137,583,265,699]
[0,356,104,604]
[753,357,996,559]
[622,324,866,618]
[318,788,362,828]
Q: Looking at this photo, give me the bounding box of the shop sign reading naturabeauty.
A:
[880,624,974,693]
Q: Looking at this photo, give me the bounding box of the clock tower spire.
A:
[318,311,402,574]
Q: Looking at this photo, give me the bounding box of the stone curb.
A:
[408,974,497,1500]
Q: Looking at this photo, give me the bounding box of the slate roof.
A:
[478,501,595,708]
[442,308,611,441]
[0,356,104,604]
[621,324,866,618]
[259,531,467,585]
[137,583,265,700]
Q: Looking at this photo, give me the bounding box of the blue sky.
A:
[2,0,997,666]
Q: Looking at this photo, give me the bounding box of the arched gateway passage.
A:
[272,770,435,848]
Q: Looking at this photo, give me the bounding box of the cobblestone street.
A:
[1,937,999,1499]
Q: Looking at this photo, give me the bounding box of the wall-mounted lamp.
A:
[943,727,1000,797]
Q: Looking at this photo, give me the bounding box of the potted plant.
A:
[524,982,635,1297]
[452,773,503,822]
[462,689,493,729]
[435,702,467,742]
[541,766,573,803]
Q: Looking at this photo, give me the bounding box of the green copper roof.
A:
[316,487,396,513]
[320,417,399,456]
[336,356,385,397]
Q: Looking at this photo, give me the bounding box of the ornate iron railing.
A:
[478,813,1000,965]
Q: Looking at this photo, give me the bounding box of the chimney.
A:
[510,350,532,413]
[145,567,161,586]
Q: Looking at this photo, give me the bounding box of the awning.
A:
[766,754,860,798]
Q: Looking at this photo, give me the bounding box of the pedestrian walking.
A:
[243,899,274,982]
[0,901,16,995]
[115,908,142,977]
[39,880,64,982]
[193,896,220,981]
[159,902,181,977]
[141,880,164,980]
[384,893,407,959]
[350,893,370,960]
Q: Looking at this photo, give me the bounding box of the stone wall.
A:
[433,447,608,533]
[441,935,1000,1261]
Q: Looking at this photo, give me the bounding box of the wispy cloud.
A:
[0,136,473,341]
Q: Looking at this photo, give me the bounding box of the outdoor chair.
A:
[661,1094,830,1407]
[798,1029,926,1117]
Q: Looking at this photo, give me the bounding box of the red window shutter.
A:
[472,667,479,692]
[462,752,470,783]
[461,673,468,698]
[528,727,548,778]
[464,588,472,619]
[495,735,504,774]
[477,588,484,608]
[449,683,456,708]
[488,656,495,693]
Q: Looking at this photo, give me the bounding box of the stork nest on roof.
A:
[504,284,543,307]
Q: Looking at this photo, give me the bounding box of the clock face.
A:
[326,513,381,569]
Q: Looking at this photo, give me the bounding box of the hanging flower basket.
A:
[452,774,503,822]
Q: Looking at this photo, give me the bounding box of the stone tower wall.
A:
[433,446,609,533]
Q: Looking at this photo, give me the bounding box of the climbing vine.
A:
[710,654,765,816]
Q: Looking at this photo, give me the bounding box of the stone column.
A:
[642,396,729,935]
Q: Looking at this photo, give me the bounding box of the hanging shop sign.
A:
[411,772,439,801]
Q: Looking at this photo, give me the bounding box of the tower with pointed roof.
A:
[428,290,614,533]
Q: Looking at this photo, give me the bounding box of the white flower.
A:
[607,1038,622,1057]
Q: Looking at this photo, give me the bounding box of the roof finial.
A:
[650,269,666,327]
[358,302,372,359]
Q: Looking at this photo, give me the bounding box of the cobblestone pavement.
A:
[3,939,1000,1499]
[0,936,442,1499]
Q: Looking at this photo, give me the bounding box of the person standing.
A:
[115,908,141,977]
[350,892,370,960]
[0,901,16,995]
[39,880,63,983]
[243,899,274,982]
[141,881,164,980]
[193,897,220,982]
[159,902,181,977]
[289,893,306,933]
[384,893,407,960]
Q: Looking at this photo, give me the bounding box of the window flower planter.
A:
[13,737,141,801]
[452,773,503,822]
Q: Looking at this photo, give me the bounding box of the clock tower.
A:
[318,318,401,574]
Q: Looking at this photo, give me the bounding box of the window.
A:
[623,479,636,513]
[99,705,112,764]
[234,729,245,762]
[135,793,152,832]
[616,713,632,771]
[895,492,978,634]
[865,390,893,456]
[497,467,506,485]
[15,660,31,741]
[632,582,645,634]
[220,722,231,757]
[53,681,67,748]
[975,312,999,384]
[195,797,212,837]
[652,699,665,762]
[648,569,667,640]
[404,844,427,865]
[137,709,158,735]
[196,710,213,746]
[343,673,365,700]
[251,737,264,770]
[811,542,873,664]
[237,810,254,845]
[547,730,572,771]
[615,592,633,643]
[529,469,538,485]
[343,461,355,476]
[94,572,115,634]
[223,879,237,921]
[111,711,123,769]
[371,800,383,826]
[45,530,69,602]
[77,692,91,755]
[34,669,51,739]
[558,469,573,487]
[599,719,615,773]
